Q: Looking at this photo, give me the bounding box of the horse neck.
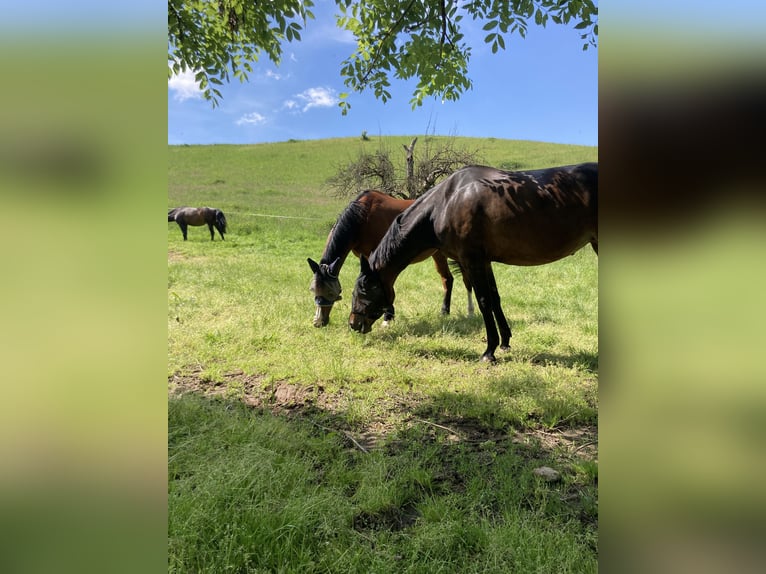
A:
[320,197,368,268]
[370,203,437,282]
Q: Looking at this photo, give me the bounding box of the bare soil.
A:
[168,368,597,461]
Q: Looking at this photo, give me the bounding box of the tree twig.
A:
[307,419,369,453]
[414,418,461,437]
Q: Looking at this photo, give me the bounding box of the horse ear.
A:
[359,256,372,274]
[328,257,341,277]
[307,258,320,273]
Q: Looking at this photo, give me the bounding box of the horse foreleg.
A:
[465,262,500,362]
[382,305,395,326]
[486,265,511,351]
[431,252,453,315]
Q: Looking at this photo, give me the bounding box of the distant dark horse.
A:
[307,190,473,328]
[349,164,598,362]
[168,207,227,241]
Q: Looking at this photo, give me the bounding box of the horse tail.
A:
[216,209,227,233]
[168,208,178,222]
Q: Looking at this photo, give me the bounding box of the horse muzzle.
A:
[348,312,375,333]
[313,306,331,328]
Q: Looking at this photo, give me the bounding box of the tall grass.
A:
[168,137,598,572]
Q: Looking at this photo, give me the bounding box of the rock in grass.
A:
[533,466,561,482]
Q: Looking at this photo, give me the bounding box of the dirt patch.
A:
[168,369,597,460]
[169,367,349,415]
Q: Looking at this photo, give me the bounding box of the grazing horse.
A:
[349,163,598,362]
[168,207,227,241]
[307,190,473,328]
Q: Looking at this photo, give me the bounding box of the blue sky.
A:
[168,0,598,146]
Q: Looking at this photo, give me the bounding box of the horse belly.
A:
[438,200,592,266]
[488,215,593,265]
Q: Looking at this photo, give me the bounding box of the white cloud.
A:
[168,68,203,102]
[266,70,282,81]
[236,112,267,126]
[291,87,338,112]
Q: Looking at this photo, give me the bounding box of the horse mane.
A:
[320,190,372,264]
[369,194,435,271]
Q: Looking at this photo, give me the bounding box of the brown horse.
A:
[307,190,473,328]
[168,207,227,241]
[349,163,597,362]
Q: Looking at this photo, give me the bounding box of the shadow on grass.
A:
[530,350,599,373]
[169,391,597,573]
[368,312,598,372]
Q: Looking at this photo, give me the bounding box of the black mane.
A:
[320,190,371,264]
[369,192,436,271]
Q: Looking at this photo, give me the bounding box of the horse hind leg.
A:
[208,223,215,240]
[591,238,598,255]
[178,221,188,240]
[431,253,453,315]
[460,265,474,316]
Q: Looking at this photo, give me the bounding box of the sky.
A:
[168,1,598,147]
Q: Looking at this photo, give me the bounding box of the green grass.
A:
[169,394,597,574]
[169,137,598,572]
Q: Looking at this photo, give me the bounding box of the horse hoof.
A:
[382,320,391,328]
[481,353,496,363]
[500,345,510,352]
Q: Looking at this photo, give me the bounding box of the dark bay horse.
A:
[349,163,598,362]
[307,190,473,328]
[168,207,227,241]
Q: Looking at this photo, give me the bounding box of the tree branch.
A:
[358,0,420,86]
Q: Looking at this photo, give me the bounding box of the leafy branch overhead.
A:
[168,0,598,110]
[168,0,316,107]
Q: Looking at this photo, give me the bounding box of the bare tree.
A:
[326,145,398,197]
[413,136,481,198]
[326,135,483,199]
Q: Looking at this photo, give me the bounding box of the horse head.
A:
[349,256,388,333]
[308,257,342,327]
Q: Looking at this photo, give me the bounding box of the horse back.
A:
[434,164,598,265]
